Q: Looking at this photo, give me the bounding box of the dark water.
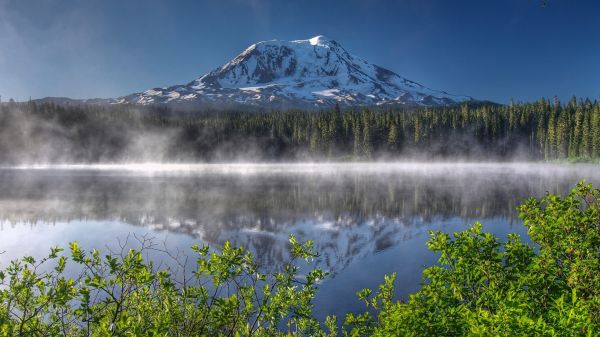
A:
[0,163,598,319]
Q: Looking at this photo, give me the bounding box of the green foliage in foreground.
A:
[0,182,598,336]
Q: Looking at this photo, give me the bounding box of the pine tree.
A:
[414,118,422,145]
[546,110,557,159]
[352,117,361,158]
[580,110,591,158]
[387,123,398,150]
[556,110,570,159]
[309,128,319,154]
[362,111,372,158]
[570,103,583,158]
[592,104,600,157]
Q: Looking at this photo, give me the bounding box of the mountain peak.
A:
[247,35,337,50]
[116,36,472,109]
[307,35,333,46]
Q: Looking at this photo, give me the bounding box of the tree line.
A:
[0,97,599,163]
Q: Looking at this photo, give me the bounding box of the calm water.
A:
[0,162,598,319]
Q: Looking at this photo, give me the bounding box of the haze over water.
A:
[0,162,598,319]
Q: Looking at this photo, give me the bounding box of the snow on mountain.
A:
[116,35,472,108]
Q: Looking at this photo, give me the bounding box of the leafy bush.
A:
[347,181,599,336]
[0,182,598,336]
[0,236,333,336]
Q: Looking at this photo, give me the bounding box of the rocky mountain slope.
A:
[38,36,473,109]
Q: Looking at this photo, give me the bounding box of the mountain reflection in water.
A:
[0,163,598,318]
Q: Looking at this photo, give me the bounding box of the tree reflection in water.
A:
[0,163,597,276]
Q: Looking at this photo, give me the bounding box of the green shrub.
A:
[347,181,599,336]
[0,236,334,336]
[0,182,598,336]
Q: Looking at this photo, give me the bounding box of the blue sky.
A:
[0,0,599,103]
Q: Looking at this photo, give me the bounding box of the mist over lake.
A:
[1,162,598,319]
[2,1,600,333]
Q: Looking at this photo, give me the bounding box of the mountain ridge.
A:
[34,36,474,109]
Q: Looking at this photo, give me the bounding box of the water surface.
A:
[0,162,598,319]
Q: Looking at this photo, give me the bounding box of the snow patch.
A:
[118,35,473,108]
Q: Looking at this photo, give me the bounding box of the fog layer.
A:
[2,99,598,163]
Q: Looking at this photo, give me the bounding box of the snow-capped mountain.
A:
[115,35,472,108]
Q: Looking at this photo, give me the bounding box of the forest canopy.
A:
[0,97,599,163]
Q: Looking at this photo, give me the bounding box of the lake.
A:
[0,162,598,319]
